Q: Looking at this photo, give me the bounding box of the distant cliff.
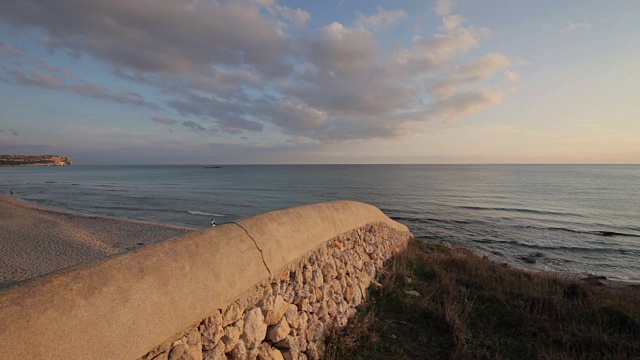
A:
[0,155,72,167]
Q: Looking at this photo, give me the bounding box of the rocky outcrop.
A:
[0,155,72,166]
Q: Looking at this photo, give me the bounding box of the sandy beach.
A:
[0,195,194,287]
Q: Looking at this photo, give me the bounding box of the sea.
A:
[2,164,639,282]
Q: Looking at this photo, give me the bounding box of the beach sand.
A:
[0,195,194,287]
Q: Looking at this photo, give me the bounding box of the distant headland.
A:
[0,155,72,167]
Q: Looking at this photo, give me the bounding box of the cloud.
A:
[275,6,311,27]
[0,129,19,136]
[356,8,407,32]
[435,0,455,16]
[0,1,516,144]
[182,121,206,132]
[280,72,418,118]
[151,116,178,125]
[205,140,327,163]
[505,70,520,82]
[37,59,75,77]
[1,67,157,108]
[386,18,489,78]
[0,0,292,76]
[428,53,512,98]
[441,14,463,32]
[423,89,505,123]
[6,69,64,88]
[0,42,22,57]
[307,22,380,77]
[563,21,592,33]
[70,83,153,107]
[272,15,510,141]
[168,92,263,134]
[256,99,327,133]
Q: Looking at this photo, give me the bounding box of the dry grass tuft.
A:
[324,239,640,359]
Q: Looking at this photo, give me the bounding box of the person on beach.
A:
[211,218,216,227]
[9,188,13,195]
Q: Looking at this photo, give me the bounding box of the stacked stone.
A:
[141,223,410,360]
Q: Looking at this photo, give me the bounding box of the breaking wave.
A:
[188,210,226,217]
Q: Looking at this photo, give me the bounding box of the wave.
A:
[517,225,640,238]
[395,215,640,239]
[392,216,485,226]
[188,210,226,217]
[458,205,578,217]
[587,230,640,238]
[471,238,640,255]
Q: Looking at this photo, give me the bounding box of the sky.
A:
[0,0,638,164]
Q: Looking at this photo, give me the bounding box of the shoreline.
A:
[2,194,637,289]
[0,194,194,287]
[437,241,640,288]
[3,194,198,231]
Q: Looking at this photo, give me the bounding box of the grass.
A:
[324,239,640,359]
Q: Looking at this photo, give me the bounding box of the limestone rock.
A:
[199,310,224,350]
[151,352,169,360]
[184,344,203,360]
[344,282,355,303]
[258,342,285,360]
[265,295,291,325]
[298,311,309,332]
[304,345,321,360]
[281,349,308,360]
[267,318,291,343]
[326,300,338,318]
[305,319,324,344]
[186,328,201,346]
[279,336,308,360]
[242,307,268,349]
[146,340,172,360]
[202,342,226,360]
[282,286,296,303]
[303,265,313,283]
[224,303,244,326]
[229,342,248,360]
[283,305,300,329]
[221,324,242,352]
[168,344,187,360]
[296,298,311,313]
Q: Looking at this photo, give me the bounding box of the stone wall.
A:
[141,223,410,360]
[0,201,411,360]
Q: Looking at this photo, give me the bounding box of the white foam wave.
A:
[188,210,226,217]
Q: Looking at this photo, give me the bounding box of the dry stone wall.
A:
[141,222,411,360]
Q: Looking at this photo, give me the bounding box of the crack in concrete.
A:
[232,222,272,277]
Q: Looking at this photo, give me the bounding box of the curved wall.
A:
[0,201,411,360]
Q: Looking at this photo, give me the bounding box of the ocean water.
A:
[2,165,639,282]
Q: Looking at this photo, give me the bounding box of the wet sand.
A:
[0,195,194,287]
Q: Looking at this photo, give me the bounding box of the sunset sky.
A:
[0,0,638,164]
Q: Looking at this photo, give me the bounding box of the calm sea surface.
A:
[2,165,639,281]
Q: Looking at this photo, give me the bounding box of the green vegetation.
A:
[325,239,640,359]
